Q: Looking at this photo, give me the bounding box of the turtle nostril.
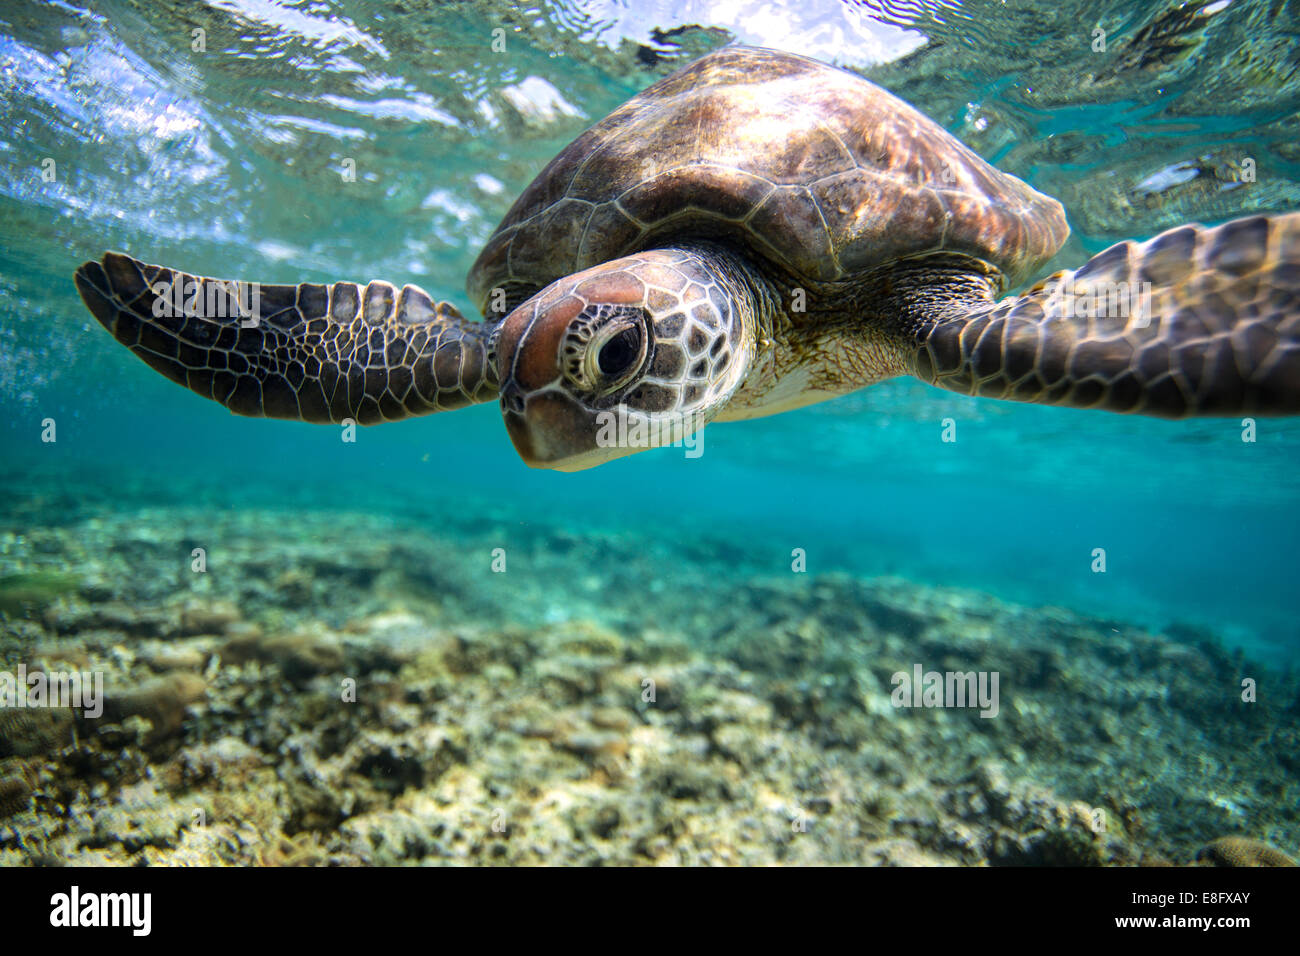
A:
[501,385,526,414]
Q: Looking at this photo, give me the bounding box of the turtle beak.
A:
[502,388,589,470]
[496,297,621,472]
[503,385,641,472]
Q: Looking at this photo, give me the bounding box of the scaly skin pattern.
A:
[494,245,753,468]
[715,254,986,421]
[74,252,499,424]
[910,213,1300,416]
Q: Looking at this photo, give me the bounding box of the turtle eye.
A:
[561,304,649,394]
[597,327,641,377]
[582,319,645,392]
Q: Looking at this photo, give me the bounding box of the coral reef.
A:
[0,503,1296,866]
[1196,836,1296,867]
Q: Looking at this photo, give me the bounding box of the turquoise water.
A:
[1,0,1299,866]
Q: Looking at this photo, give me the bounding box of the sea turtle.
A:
[75,45,1300,471]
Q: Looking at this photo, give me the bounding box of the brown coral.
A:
[0,773,31,819]
[0,707,74,757]
[1196,836,1297,867]
[103,673,207,741]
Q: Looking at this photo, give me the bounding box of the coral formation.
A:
[0,502,1295,866]
[1196,836,1296,867]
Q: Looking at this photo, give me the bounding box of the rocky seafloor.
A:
[0,492,1297,866]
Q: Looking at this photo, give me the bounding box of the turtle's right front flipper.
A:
[74,252,498,424]
[910,213,1300,417]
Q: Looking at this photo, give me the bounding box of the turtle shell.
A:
[467,45,1068,311]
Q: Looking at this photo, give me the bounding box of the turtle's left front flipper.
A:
[911,213,1300,416]
[74,252,499,424]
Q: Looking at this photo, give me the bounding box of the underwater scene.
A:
[1,0,1299,872]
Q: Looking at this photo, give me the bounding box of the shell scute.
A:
[620,165,771,224]
[506,198,595,283]
[577,204,643,264]
[746,185,835,276]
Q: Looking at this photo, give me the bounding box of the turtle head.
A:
[495,248,753,471]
